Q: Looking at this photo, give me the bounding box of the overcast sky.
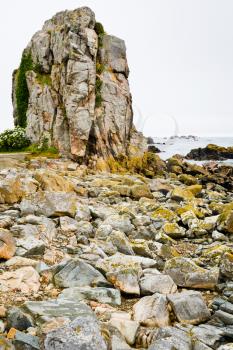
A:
[1,0,233,137]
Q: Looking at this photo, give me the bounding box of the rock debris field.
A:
[0,155,231,349]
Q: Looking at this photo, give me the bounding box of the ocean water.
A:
[152,136,233,165]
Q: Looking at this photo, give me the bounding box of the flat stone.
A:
[12,330,40,350]
[20,192,78,218]
[22,299,94,325]
[59,286,121,306]
[167,291,211,325]
[214,310,233,325]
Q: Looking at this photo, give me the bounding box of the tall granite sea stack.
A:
[12,7,147,160]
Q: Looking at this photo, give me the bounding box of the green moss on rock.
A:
[15,52,33,128]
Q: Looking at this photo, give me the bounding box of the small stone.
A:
[109,318,139,345]
[7,307,34,331]
[107,230,134,255]
[12,330,40,349]
[0,305,6,317]
[0,229,16,260]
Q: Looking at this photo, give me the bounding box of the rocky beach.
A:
[0,5,232,350]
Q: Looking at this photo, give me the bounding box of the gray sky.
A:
[1,0,233,137]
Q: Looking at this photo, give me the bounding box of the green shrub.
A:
[0,127,30,151]
[16,52,33,128]
[95,77,103,108]
[36,73,52,86]
[95,22,105,48]
[96,62,105,75]
[94,22,105,35]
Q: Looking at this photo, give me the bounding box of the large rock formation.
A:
[12,7,147,160]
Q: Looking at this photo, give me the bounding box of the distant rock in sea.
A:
[186,144,233,160]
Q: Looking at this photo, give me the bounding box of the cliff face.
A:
[12,7,147,160]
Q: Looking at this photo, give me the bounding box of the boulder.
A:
[53,258,109,288]
[220,252,233,279]
[133,293,170,327]
[140,273,177,295]
[7,307,34,331]
[171,187,194,202]
[164,257,219,289]
[102,214,133,234]
[44,314,107,350]
[20,191,78,217]
[130,184,153,199]
[0,174,37,204]
[162,223,186,238]
[167,291,211,325]
[34,170,75,192]
[96,253,157,295]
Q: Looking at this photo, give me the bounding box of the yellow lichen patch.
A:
[178,174,198,185]
[218,208,233,233]
[95,158,110,172]
[34,170,75,192]
[171,187,194,202]
[176,203,205,219]
[151,207,177,222]
[162,222,185,238]
[187,184,202,196]
[106,152,166,177]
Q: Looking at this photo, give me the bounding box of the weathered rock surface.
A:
[59,286,121,306]
[167,291,211,325]
[44,314,107,350]
[13,7,146,160]
[133,293,170,327]
[53,258,109,288]
[0,266,40,293]
[164,257,219,289]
